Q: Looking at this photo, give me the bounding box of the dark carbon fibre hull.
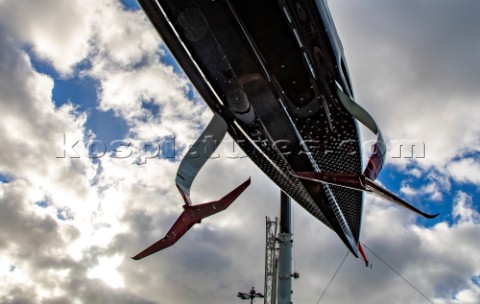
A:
[138,0,364,254]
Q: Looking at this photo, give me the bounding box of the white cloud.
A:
[452,192,479,224]
[399,174,445,201]
[407,167,422,178]
[400,183,416,197]
[0,2,154,301]
[0,0,94,76]
[447,284,480,304]
[448,158,480,186]
[87,254,125,289]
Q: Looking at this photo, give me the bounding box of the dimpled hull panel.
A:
[138,0,364,246]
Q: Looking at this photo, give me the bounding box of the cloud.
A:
[448,158,480,186]
[329,0,480,171]
[401,183,437,200]
[452,192,479,224]
[0,2,159,301]
[291,192,480,304]
[399,168,451,202]
[400,182,443,201]
[0,0,94,76]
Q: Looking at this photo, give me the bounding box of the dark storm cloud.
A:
[0,180,156,303]
[64,276,157,304]
[0,181,63,252]
[0,286,38,304]
[42,297,74,304]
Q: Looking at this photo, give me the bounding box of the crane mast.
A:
[264,216,278,304]
[264,192,296,304]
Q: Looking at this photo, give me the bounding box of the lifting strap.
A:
[336,86,386,180]
[175,113,228,205]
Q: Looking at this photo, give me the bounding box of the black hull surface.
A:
[138,0,364,254]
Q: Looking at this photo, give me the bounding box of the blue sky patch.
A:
[376,165,400,191]
[119,0,140,11]
[159,45,183,75]
[27,48,130,151]
[458,184,480,208]
[56,209,74,221]
[472,276,480,287]
[379,165,480,228]
[141,99,161,119]
[52,75,129,148]
[36,200,49,208]
[381,166,443,225]
[87,110,129,152]
[52,75,98,109]
[26,47,59,78]
[0,173,13,184]
[57,212,67,221]
[186,83,199,102]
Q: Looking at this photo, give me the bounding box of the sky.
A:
[0,0,479,303]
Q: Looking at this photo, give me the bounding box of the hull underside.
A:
[139,0,364,250]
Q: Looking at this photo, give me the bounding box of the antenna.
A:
[237,286,264,304]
